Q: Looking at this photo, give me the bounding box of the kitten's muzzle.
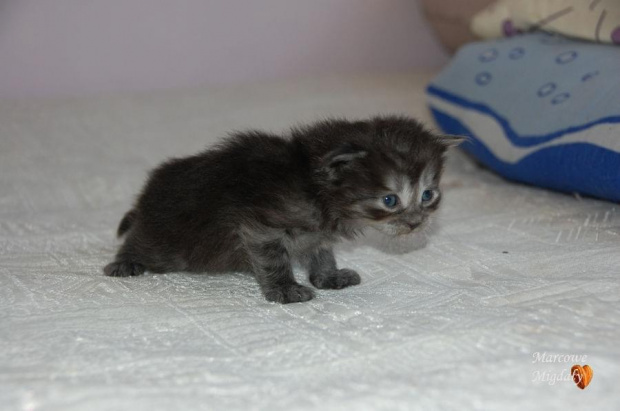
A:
[406,222,421,231]
[393,221,423,236]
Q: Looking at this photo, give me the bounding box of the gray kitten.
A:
[104,116,463,303]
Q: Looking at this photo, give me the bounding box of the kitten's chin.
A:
[362,225,429,255]
[370,225,413,237]
[371,219,430,238]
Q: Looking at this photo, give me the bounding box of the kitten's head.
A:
[315,117,464,237]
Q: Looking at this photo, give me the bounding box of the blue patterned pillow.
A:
[427,32,620,202]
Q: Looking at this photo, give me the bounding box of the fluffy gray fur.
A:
[104,116,463,303]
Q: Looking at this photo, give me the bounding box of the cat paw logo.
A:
[571,365,593,389]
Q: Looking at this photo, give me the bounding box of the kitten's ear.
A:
[436,134,468,148]
[321,143,367,176]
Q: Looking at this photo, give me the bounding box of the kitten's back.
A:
[120,131,316,271]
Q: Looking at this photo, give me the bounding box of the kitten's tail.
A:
[117,209,137,237]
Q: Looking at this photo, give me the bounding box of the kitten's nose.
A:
[407,222,421,230]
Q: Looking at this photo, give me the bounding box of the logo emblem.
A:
[571,365,593,389]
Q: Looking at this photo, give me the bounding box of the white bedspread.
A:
[1,73,618,410]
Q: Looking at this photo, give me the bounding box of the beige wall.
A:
[0,0,447,99]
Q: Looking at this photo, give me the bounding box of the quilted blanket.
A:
[1,73,618,410]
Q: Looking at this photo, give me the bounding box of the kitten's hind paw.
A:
[104,261,145,277]
[311,268,361,289]
[264,284,315,304]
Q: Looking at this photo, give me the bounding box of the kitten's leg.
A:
[104,226,188,277]
[104,260,145,277]
[246,239,314,304]
[103,234,148,277]
[307,247,361,289]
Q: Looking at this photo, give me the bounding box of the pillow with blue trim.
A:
[427,32,620,202]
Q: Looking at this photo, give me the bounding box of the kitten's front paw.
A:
[311,268,361,289]
[104,261,145,277]
[264,284,315,304]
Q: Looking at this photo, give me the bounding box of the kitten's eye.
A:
[421,190,434,202]
[383,194,399,208]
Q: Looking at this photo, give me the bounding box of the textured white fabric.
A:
[1,73,618,410]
